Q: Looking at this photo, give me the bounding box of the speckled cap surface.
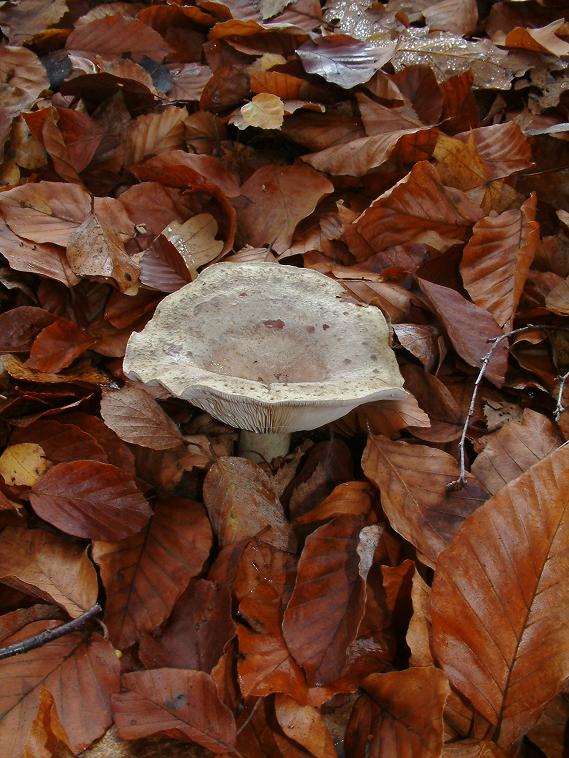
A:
[123,262,406,433]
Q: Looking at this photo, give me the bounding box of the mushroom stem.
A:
[238,431,291,463]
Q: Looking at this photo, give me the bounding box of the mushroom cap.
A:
[123,262,406,433]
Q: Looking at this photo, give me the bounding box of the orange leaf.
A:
[461,194,539,330]
[274,694,336,757]
[282,517,381,685]
[351,161,482,258]
[26,319,95,373]
[361,667,450,757]
[93,496,212,649]
[362,434,487,567]
[112,669,236,752]
[431,444,569,748]
[504,20,569,57]
[23,687,73,758]
[295,481,374,525]
[30,460,151,540]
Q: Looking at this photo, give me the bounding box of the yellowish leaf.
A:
[163,213,224,271]
[0,443,51,487]
[232,94,285,131]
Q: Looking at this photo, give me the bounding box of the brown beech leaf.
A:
[401,364,463,443]
[23,687,73,758]
[38,108,104,184]
[472,408,563,495]
[29,461,151,541]
[423,0,478,36]
[164,213,224,270]
[0,224,75,286]
[351,161,482,258]
[140,234,194,293]
[0,307,57,353]
[203,457,294,551]
[431,444,569,748]
[0,46,49,109]
[139,579,235,672]
[66,16,171,62]
[443,740,507,757]
[93,497,212,649]
[0,443,50,487]
[0,182,90,246]
[297,35,397,89]
[234,540,309,702]
[124,107,187,168]
[461,194,539,331]
[11,419,107,465]
[0,527,97,618]
[66,208,139,294]
[282,518,381,686]
[100,385,182,451]
[526,693,569,758]
[26,319,95,373]
[407,569,433,668]
[2,354,109,386]
[296,481,374,525]
[274,694,336,757]
[0,624,119,756]
[417,278,508,388]
[131,150,240,198]
[237,164,334,253]
[362,434,487,567]
[112,669,236,753]
[361,668,450,757]
[62,412,135,475]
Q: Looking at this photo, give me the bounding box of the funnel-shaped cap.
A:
[124,263,406,432]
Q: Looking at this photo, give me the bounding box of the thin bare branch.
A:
[0,603,102,660]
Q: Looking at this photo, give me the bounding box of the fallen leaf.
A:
[295,481,374,525]
[26,319,95,373]
[297,35,397,89]
[283,518,381,686]
[203,457,294,550]
[0,443,50,487]
[112,669,236,753]
[351,161,482,257]
[232,93,285,130]
[163,213,224,270]
[503,20,569,57]
[472,408,563,495]
[406,569,433,668]
[0,307,57,354]
[0,182,91,246]
[274,694,336,757]
[431,444,569,748]
[362,434,487,567]
[124,106,187,167]
[100,385,183,450]
[417,278,508,388]
[0,526,98,617]
[65,15,171,62]
[237,164,334,253]
[0,224,75,286]
[30,460,151,540]
[423,0,478,37]
[140,234,194,292]
[139,579,235,672]
[11,419,108,465]
[0,46,49,110]
[401,364,463,443]
[361,667,450,757]
[461,194,538,331]
[93,497,212,649]
[0,624,119,756]
[23,687,73,758]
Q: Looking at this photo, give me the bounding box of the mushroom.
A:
[123,262,406,462]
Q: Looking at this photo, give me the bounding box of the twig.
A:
[0,603,102,660]
[554,370,569,421]
[447,324,569,490]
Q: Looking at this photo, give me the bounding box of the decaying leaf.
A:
[231,93,285,130]
[0,443,50,487]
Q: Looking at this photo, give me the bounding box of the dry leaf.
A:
[0,443,50,487]
[232,93,285,130]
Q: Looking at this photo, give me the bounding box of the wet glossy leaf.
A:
[298,36,397,89]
